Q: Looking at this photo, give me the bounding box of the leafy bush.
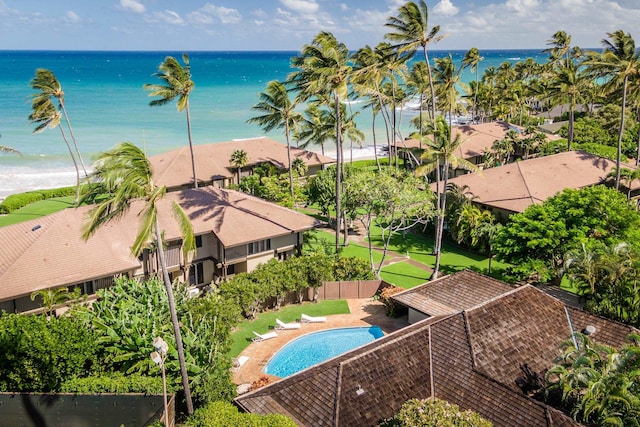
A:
[60,372,167,394]
[186,401,297,427]
[0,186,76,213]
[377,286,405,317]
[380,397,492,427]
[573,143,629,162]
[0,313,100,392]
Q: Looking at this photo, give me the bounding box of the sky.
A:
[1,0,639,51]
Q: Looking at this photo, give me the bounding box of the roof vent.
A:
[356,385,365,396]
[583,325,596,336]
[31,225,41,232]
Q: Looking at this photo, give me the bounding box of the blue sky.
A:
[1,0,639,51]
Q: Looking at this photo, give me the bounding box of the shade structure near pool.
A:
[264,326,384,378]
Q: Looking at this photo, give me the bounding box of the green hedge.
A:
[60,372,168,395]
[0,186,76,214]
[186,401,297,427]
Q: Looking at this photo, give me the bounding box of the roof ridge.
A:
[515,160,536,205]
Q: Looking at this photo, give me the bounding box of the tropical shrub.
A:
[74,276,239,405]
[186,401,297,427]
[377,286,404,317]
[0,313,100,392]
[379,397,492,427]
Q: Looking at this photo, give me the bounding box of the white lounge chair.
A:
[275,318,301,330]
[252,331,278,342]
[301,313,327,323]
[232,355,249,372]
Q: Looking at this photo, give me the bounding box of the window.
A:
[248,239,271,255]
[227,264,235,275]
[195,235,203,248]
[189,262,205,285]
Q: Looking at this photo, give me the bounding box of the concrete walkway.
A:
[232,298,408,389]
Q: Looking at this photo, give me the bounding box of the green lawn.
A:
[380,261,430,289]
[0,196,75,227]
[230,299,350,357]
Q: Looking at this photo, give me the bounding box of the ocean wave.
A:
[0,167,83,199]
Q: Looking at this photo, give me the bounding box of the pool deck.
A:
[232,298,408,388]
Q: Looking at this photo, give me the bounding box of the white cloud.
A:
[64,10,81,23]
[279,0,319,14]
[150,10,184,25]
[433,0,459,17]
[120,0,145,14]
[505,0,541,16]
[188,4,241,25]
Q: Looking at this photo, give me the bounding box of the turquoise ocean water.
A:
[0,49,546,197]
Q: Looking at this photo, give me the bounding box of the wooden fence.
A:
[312,279,392,301]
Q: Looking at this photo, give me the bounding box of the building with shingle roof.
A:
[236,271,636,426]
[149,137,335,191]
[0,187,319,313]
[431,150,639,217]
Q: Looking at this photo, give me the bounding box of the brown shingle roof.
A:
[432,150,636,213]
[393,269,513,316]
[0,187,318,302]
[149,137,335,189]
[237,272,636,426]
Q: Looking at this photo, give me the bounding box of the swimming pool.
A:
[264,326,384,378]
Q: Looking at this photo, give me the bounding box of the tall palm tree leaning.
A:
[289,32,352,252]
[29,97,82,204]
[385,0,443,124]
[247,80,302,199]
[416,117,478,279]
[144,54,198,189]
[30,68,88,176]
[80,142,196,415]
[462,47,483,122]
[584,30,640,190]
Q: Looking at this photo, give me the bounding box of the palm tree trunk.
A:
[616,77,628,190]
[58,126,81,205]
[185,102,198,189]
[636,106,640,167]
[423,46,437,122]
[59,102,88,177]
[568,99,574,151]
[372,113,381,171]
[334,91,342,252]
[154,218,194,415]
[285,123,294,200]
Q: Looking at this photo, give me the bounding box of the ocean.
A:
[0,49,546,198]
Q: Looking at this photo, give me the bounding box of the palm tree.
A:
[416,117,478,279]
[80,142,196,414]
[0,134,21,156]
[462,47,483,122]
[295,103,334,156]
[385,0,443,124]
[229,149,248,185]
[30,68,87,176]
[30,286,81,317]
[607,167,640,200]
[543,30,572,68]
[29,97,82,204]
[584,30,640,190]
[433,55,469,129]
[144,54,198,189]
[248,80,302,199]
[289,31,351,252]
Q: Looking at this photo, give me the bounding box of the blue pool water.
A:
[264,326,384,378]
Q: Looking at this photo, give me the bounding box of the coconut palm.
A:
[289,31,351,251]
[229,149,248,185]
[462,48,483,122]
[295,103,334,156]
[248,80,302,199]
[385,0,443,123]
[30,286,81,317]
[543,30,572,68]
[0,134,21,156]
[30,68,87,176]
[28,97,82,204]
[144,54,198,189]
[433,55,469,129]
[80,141,196,414]
[416,117,478,279]
[584,30,640,190]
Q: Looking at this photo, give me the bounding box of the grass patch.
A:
[229,299,350,357]
[380,262,430,289]
[0,196,75,227]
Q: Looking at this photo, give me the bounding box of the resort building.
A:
[431,150,640,218]
[235,270,636,426]
[149,136,335,192]
[0,187,319,314]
